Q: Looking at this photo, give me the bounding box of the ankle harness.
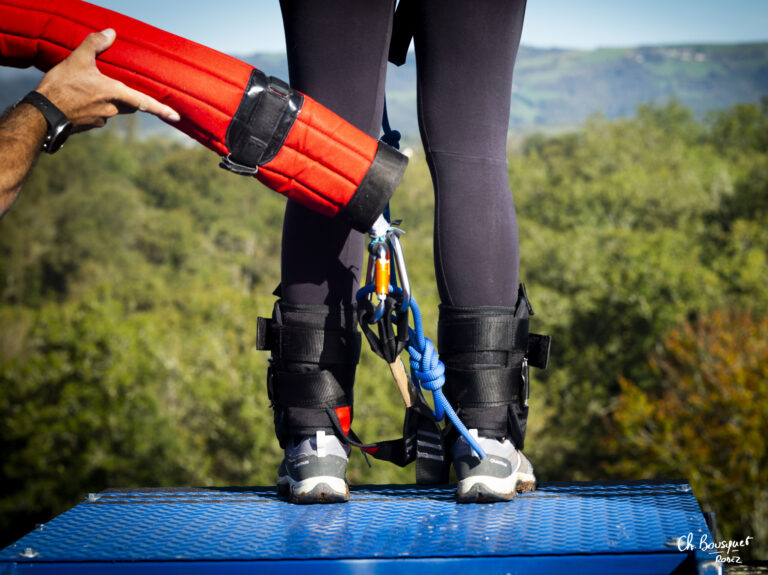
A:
[438,284,551,449]
[257,301,360,448]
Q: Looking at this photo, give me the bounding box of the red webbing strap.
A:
[0,0,398,224]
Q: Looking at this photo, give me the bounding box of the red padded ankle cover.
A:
[0,0,402,226]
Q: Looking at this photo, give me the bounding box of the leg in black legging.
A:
[414,0,526,307]
[279,0,395,306]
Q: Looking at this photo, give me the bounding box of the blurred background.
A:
[1,0,767,561]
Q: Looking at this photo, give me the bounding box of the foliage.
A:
[604,311,768,558]
[1,101,767,555]
[509,100,768,555]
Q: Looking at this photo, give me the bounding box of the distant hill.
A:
[2,43,766,139]
[509,43,768,130]
[380,43,768,136]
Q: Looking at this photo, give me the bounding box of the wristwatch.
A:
[19,91,73,154]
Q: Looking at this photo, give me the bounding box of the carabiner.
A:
[386,228,410,313]
[365,240,390,324]
[362,214,411,323]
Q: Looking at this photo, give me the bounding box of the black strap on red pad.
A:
[221,69,304,175]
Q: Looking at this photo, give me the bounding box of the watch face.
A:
[46,120,73,154]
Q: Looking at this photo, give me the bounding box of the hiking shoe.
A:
[453,429,536,503]
[277,430,350,504]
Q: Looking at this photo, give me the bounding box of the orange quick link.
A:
[375,252,391,298]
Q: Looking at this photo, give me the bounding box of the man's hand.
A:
[36,28,180,130]
[1,29,181,219]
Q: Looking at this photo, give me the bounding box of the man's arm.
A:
[0,29,179,219]
[0,103,48,216]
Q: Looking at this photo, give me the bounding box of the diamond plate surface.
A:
[1,480,712,563]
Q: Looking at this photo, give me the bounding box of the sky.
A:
[91,0,768,55]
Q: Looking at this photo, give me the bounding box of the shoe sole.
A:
[277,475,349,504]
[455,471,537,503]
[516,470,537,494]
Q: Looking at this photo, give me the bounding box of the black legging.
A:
[279,0,526,308]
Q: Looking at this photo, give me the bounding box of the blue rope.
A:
[368,101,485,458]
[356,284,487,459]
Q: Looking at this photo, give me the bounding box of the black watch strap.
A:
[19,91,72,154]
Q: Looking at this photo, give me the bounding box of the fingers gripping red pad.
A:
[0,0,405,231]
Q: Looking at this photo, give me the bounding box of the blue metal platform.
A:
[0,480,721,574]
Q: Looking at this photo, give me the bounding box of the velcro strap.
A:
[272,370,347,408]
[439,316,529,355]
[283,407,339,438]
[443,366,522,407]
[256,317,361,365]
[528,332,552,369]
[455,405,510,440]
[224,69,304,173]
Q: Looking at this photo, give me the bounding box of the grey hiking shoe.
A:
[277,430,350,504]
[453,429,536,503]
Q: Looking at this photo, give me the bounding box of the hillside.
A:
[2,43,766,138]
[381,43,768,135]
[510,43,768,129]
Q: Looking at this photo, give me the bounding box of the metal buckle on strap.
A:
[522,357,529,407]
[219,153,258,176]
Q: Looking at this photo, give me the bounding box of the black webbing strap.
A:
[257,317,362,365]
[441,330,550,408]
[327,395,447,484]
[221,69,304,175]
[388,0,416,66]
[256,316,271,350]
[280,407,341,441]
[443,366,523,407]
[438,314,529,355]
[268,370,347,408]
[415,425,448,485]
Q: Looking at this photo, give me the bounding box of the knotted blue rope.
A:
[405,294,486,459]
[357,283,487,459]
[364,103,485,458]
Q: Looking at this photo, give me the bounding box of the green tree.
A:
[604,311,768,559]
